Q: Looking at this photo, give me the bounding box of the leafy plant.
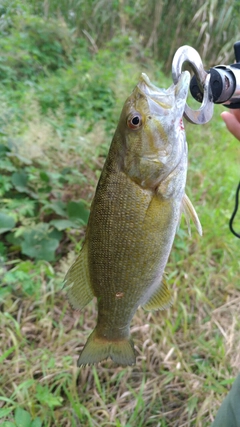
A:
[1,259,55,298]
[1,407,42,427]
[0,13,74,85]
[35,384,63,409]
[0,212,16,233]
[0,142,89,262]
[25,0,240,72]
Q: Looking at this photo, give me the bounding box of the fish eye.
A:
[127,113,142,130]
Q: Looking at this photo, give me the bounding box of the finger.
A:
[221,111,240,140]
[231,108,240,121]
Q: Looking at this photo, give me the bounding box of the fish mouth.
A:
[137,73,172,109]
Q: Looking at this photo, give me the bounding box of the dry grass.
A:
[1,247,240,427]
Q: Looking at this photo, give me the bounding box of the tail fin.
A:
[78,329,136,366]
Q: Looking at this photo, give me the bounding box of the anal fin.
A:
[63,241,94,310]
[143,279,173,311]
[182,193,202,236]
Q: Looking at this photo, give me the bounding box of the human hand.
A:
[221,109,240,140]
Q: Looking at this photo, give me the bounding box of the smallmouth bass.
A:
[64,71,202,366]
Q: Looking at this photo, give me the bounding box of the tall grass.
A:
[27,0,240,70]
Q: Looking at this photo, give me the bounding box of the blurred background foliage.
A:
[1,0,240,80]
[17,0,240,68]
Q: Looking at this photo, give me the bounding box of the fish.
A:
[64,71,202,366]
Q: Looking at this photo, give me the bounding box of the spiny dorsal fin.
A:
[182,194,202,236]
[143,279,173,311]
[63,241,94,310]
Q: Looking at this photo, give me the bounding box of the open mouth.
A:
[138,73,172,109]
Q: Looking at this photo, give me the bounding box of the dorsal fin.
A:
[182,194,202,236]
[63,241,94,310]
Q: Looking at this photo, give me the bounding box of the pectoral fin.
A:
[63,241,94,310]
[143,279,173,311]
[182,194,202,236]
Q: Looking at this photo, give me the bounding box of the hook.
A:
[172,45,214,124]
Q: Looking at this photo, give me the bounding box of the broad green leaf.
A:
[1,422,16,427]
[11,171,28,192]
[0,213,16,233]
[4,198,36,217]
[21,226,60,261]
[14,407,31,427]
[39,171,50,182]
[44,201,67,216]
[48,228,63,240]
[50,219,79,230]
[0,158,16,171]
[13,260,34,273]
[21,236,59,261]
[31,417,42,427]
[6,232,22,247]
[0,175,13,196]
[67,201,89,225]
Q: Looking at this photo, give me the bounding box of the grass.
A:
[1,43,240,427]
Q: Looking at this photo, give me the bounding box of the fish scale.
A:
[64,71,202,366]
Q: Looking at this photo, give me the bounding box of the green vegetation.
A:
[0,1,240,426]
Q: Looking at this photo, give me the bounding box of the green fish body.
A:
[64,71,202,366]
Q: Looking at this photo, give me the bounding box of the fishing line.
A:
[229,181,240,238]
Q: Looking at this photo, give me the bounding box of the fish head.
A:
[118,71,190,190]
